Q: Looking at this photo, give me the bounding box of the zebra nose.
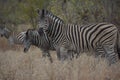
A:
[0,34,3,37]
[24,48,28,53]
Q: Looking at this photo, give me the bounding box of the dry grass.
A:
[0,38,23,51]
[0,50,120,80]
[0,39,120,80]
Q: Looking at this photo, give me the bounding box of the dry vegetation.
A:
[0,39,120,80]
[0,0,120,80]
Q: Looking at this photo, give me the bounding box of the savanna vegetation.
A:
[0,0,120,29]
[0,0,120,80]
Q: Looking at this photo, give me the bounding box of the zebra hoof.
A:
[24,48,28,53]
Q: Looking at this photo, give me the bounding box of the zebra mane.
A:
[39,9,64,24]
[47,10,64,24]
[26,29,38,36]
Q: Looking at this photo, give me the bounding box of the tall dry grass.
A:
[0,39,120,80]
[0,38,23,51]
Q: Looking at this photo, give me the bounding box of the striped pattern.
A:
[0,26,26,45]
[23,29,55,62]
[37,9,119,64]
[66,23,117,52]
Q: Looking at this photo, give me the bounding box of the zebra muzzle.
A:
[24,48,28,53]
[0,34,3,37]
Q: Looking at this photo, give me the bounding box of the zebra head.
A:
[0,25,10,38]
[23,29,35,53]
[37,9,51,31]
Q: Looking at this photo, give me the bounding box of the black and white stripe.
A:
[23,28,55,62]
[0,26,26,45]
[37,9,119,64]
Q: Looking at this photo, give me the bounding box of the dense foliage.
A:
[0,0,120,29]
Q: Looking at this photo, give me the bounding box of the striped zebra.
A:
[0,26,55,62]
[23,28,55,62]
[0,26,26,45]
[37,9,120,64]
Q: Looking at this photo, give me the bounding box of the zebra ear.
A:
[25,32,28,40]
[26,29,30,36]
[36,8,48,18]
[41,9,48,18]
[41,9,45,18]
[26,29,32,39]
[36,8,44,17]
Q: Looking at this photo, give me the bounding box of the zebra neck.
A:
[47,21,65,42]
[47,15,64,36]
[32,35,50,48]
[32,33,42,46]
[45,13,66,46]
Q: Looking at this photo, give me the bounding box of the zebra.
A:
[0,26,26,45]
[37,9,120,64]
[0,26,55,62]
[23,28,55,62]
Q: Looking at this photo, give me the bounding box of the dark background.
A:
[0,0,120,31]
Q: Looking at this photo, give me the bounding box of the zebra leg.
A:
[67,50,78,60]
[95,46,105,58]
[103,44,119,65]
[56,46,70,61]
[60,46,75,61]
[42,50,53,63]
[56,47,61,60]
[65,43,78,60]
[60,46,68,61]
